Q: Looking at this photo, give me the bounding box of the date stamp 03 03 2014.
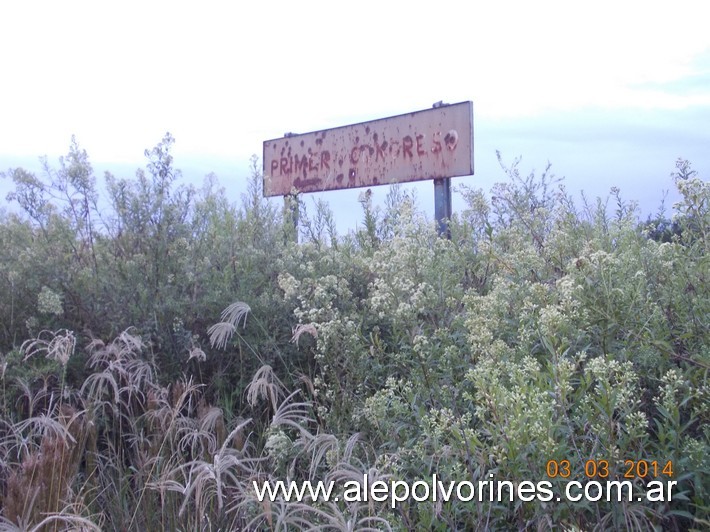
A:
[545,459,674,480]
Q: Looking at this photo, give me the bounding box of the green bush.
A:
[0,139,707,530]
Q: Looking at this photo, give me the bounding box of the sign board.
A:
[263,101,473,197]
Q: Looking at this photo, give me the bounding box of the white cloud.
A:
[1,0,708,164]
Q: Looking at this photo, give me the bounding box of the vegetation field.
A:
[0,135,707,530]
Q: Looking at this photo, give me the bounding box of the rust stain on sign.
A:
[262,101,473,197]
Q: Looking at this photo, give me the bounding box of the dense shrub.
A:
[0,138,707,530]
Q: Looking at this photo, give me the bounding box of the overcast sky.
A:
[1,1,708,229]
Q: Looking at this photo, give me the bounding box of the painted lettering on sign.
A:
[263,101,473,196]
[269,130,457,180]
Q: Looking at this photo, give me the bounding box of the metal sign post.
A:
[432,101,453,237]
[434,177,452,238]
[284,193,299,243]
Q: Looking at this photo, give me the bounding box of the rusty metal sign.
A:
[262,101,473,197]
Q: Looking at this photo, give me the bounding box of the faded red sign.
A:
[262,101,473,196]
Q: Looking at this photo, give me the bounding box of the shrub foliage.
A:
[0,137,707,530]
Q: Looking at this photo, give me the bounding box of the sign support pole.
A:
[432,101,452,238]
[284,193,299,244]
[434,177,452,238]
